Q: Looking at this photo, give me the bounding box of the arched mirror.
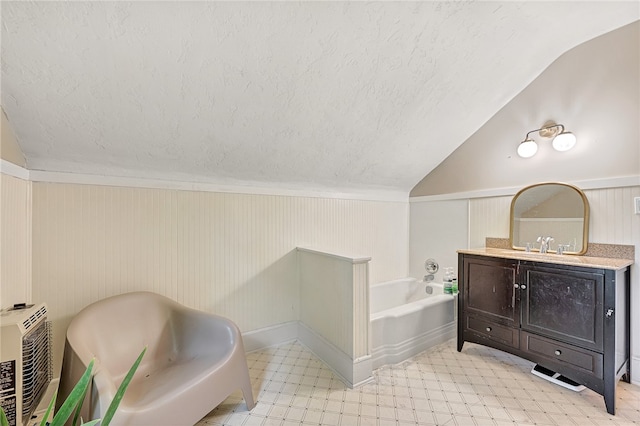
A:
[510,182,589,255]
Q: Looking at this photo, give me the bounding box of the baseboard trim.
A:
[242,321,299,353]
[371,322,456,370]
[297,322,373,388]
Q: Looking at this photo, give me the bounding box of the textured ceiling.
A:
[1,2,637,194]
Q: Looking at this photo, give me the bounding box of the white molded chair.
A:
[57,291,255,425]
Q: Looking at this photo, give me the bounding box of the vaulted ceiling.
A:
[1,1,637,194]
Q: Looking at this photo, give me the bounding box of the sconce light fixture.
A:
[517,121,576,158]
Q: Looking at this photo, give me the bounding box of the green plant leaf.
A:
[39,392,57,426]
[100,347,146,426]
[79,419,101,426]
[50,359,95,426]
[0,406,9,426]
[72,378,90,426]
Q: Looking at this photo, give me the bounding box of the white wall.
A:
[27,179,409,375]
[409,183,640,384]
[409,199,468,281]
[469,196,512,249]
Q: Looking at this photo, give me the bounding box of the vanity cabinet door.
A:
[462,255,519,327]
[520,263,604,352]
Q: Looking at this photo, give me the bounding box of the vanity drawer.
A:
[466,315,519,349]
[522,332,603,379]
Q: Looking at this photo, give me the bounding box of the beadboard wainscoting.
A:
[468,196,512,250]
[410,184,640,384]
[29,181,409,375]
[298,247,372,387]
[0,172,31,307]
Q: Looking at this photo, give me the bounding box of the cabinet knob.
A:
[554,350,562,356]
[486,327,492,332]
[520,284,527,290]
[514,284,520,289]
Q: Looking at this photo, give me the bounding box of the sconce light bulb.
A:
[517,139,538,158]
[552,132,577,152]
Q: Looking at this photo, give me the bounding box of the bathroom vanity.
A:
[457,248,632,415]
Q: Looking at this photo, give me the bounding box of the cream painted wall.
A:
[0,173,31,308]
[0,110,30,309]
[468,196,512,249]
[30,181,409,374]
[411,21,639,197]
[409,184,640,384]
[1,108,26,167]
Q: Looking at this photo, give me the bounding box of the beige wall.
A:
[0,173,31,308]
[30,181,409,374]
[1,108,26,167]
[1,105,31,308]
[411,21,639,197]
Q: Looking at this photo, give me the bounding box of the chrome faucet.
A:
[537,236,554,254]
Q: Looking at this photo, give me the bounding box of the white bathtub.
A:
[370,278,456,369]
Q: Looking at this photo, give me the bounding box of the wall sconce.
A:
[517,121,576,158]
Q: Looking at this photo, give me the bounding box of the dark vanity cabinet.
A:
[458,252,631,415]
[462,256,520,348]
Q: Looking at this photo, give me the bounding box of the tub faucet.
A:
[537,236,554,254]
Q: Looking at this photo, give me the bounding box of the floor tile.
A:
[198,339,640,426]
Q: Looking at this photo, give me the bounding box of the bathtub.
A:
[370,278,456,369]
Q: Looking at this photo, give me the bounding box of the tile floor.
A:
[197,339,640,426]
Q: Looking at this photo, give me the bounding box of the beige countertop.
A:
[458,247,633,270]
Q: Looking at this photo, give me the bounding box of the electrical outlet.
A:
[635,197,640,214]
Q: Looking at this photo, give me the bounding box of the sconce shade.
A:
[517,139,538,158]
[517,122,576,158]
[552,131,577,152]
